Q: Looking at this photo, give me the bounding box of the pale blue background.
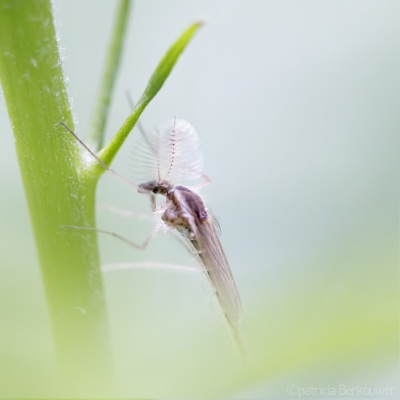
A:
[0,0,398,398]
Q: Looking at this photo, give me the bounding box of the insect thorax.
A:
[163,185,208,229]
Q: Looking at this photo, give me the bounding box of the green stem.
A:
[0,0,112,394]
[88,0,132,150]
[0,0,203,394]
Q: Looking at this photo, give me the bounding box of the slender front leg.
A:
[59,122,139,191]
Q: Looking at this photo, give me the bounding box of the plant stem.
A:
[0,0,203,395]
[88,0,132,151]
[0,0,112,394]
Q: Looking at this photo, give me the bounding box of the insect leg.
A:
[59,122,138,190]
[125,93,154,152]
[151,194,157,211]
[191,173,212,191]
[97,204,155,220]
[102,262,200,273]
[60,221,162,250]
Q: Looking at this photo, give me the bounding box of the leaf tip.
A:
[194,16,207,27]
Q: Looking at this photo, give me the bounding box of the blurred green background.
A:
[0,0,398,398]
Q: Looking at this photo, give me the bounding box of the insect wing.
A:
[192,219,243,332]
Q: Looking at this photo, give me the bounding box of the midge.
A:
[60,118,243,348]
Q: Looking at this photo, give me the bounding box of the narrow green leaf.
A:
[88,0,132,150]
[94,20,204,172]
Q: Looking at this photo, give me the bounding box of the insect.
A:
[60,118,243,349]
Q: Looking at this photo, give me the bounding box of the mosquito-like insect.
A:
[60,118,243,349]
